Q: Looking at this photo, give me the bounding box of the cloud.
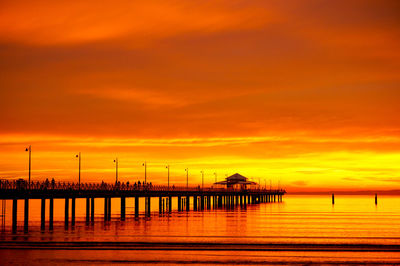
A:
[0,0,272,46]
[291,180,308,186]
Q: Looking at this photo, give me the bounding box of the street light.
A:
[214,172,217,183]
[166,164,170,188]
[113,158,118,184]
[25,145,31,189]
[185,168,189,189]
[200,170,204,189]
[142,161,147,183]
[75,152,81,190]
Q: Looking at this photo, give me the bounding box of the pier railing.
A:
[0,179,285,193]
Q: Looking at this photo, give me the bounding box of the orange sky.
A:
[0,0,399,191]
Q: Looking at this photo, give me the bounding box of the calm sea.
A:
[1,195,399,265]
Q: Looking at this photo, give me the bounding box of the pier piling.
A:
[41,198,45,230]
[12,199,17,233]
[90,197,95,222]
[49,198,54,230]
[135,197,139,217]
[107,198,111,220]
[86,198,90,223]
[178,196,181,211]
[24,199,29,232]
[121,197,125,220]
[71,198,76,226]
[104,197,108,221]
[65,198,69,228]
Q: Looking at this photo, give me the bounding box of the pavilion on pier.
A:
[213,173,257,189]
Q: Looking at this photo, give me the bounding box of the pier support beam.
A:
[41,198,46,230]
[145,197,151,216]
[200,196,205,210]
[168,196,172,212]
[104,197,108,221]
[24,199,29,232]
[186,196,190,211]
[12,199,17,233]
[86,198,90,223]
[332,194,335,205]
[107,198,111,220]
[178,196,181,211]
[375,194,378,205]
[135,197,139,217]
[121,197,125,220]
[49,198,54,230]
[91,198,95,222]
[71,198,76,226]
[65,198,69,228]
[193,196,197,210]
[159,197,162,213]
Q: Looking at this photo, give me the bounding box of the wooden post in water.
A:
[86,198,90,223]
[90,197,95,222]
[107,198,111,220]
[168,196,172,212]
[104,197,108,221]
[186,196,190,211]
[178,196,181,211]
[41,198,45,230]
[146,197,151,216]
[12,199,17,233]
[135,197,139,217]
[71,198,76,226]
[65,198,69,228]
[193,196,197,210]
[49,198,54,230]
[159,197,162,213]
[375,194,378,205]
[121,197,126,220]
[332,194,335,205]
[24,199,29,232]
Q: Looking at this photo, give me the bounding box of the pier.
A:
[0,181,285,232]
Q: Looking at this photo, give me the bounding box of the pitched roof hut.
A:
[213,173,257,189]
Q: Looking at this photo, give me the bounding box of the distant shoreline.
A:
[287,190,400,195]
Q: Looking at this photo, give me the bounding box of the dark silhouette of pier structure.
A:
[0,181,285,232]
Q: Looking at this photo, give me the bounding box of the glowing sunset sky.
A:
[0,0,399,191]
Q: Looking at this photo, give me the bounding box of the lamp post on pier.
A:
[185,168,189,189]
[214,172,217,183]
[166,165,170,188]
[200,170,204,189]
[25,145,31,189]
[75,152,81,190]
[142,161,147,183]
[114,158,118,184]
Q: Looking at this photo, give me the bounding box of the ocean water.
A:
[1,195,399,264]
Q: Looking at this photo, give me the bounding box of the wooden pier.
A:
[0,182,285,232]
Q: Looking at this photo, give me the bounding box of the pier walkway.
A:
[0,180,286,232]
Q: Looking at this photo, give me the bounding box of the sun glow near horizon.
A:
[1,133,399,191]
